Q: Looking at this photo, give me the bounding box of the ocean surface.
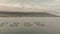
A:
[0,17,60,34]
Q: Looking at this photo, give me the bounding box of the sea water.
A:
[0,17,60,34]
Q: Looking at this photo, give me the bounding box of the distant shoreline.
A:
[0,11,59,17]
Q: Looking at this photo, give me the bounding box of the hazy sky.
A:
[0,0,60,15]
[0,0,59,8]
[0,0,58,8]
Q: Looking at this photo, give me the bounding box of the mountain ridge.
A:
[0,11,59,17]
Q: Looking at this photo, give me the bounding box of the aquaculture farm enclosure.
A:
[0,17,60,34]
